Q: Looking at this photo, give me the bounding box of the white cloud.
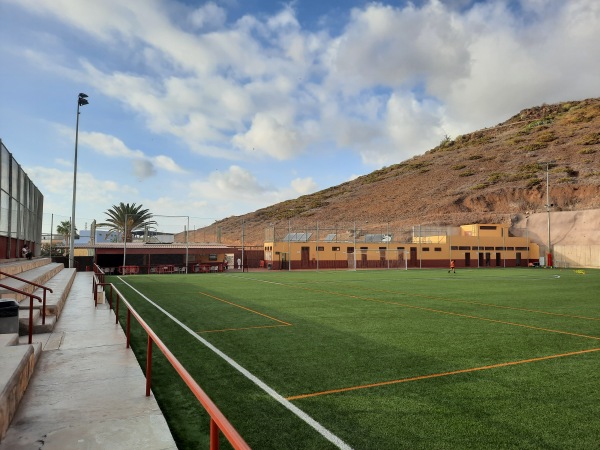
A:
[7,0,600,222]
[152,155,185,173]
[291,177,318,195]
[79,131,185,178]
[189,165,269,200]
[25,165,137,224]
[232,113,306,160]
[327,1,470,93]
[81,131,144,158]
[189,2,227,30]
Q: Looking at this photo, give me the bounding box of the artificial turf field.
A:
[107,267,600,450]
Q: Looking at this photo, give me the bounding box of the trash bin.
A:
[0,299,19,334]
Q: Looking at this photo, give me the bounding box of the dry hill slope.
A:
[193,98,600,246]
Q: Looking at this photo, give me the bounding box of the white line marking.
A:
[118,277,353,450]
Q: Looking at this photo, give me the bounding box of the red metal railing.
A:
[0,283,41,344]
[0,270,53,325]
[92,264,250,450]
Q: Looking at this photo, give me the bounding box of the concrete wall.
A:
[553,245,600,268]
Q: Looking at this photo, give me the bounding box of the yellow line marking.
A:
[286,347,600,401]
[199,324,290,334]
[262,282,600,341]
[198,290,292,326]
[351,285,600,321]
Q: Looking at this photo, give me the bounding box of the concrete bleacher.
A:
[0,258,176,448]
[0,258,72,441]
[0,258,75,336]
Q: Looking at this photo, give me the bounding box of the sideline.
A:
[117,277,353,450]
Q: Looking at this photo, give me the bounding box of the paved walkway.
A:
[0,272,177,450]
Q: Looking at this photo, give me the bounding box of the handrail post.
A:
[42,290,47,325]
[28,295,34,344]
[126,309,131,348]
[115,293,120,324]
[94,281,98,307]
[146,335,153,397]
[210,418,220,450]
[108,283,251,449]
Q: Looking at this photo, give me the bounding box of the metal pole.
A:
[419,224,422,269]
[69,101,81,269]
[546,162,551,266]
[186,217,189,272]
[122,214,127,269]
[387,222,390,269]
[50,214,54,257]
[241,219,244,273]
[353,221,357,271]
[316,221,319,271]
[288,219,291,272]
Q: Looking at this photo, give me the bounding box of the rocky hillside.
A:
[192,98,600,246]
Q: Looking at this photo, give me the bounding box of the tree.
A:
[56,220,78,244]
[98,202,157,242]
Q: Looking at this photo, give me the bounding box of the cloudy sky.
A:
[1,0,599,233]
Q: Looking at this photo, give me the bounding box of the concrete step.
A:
[0,258,52,280]
[0,263,64,303]
[0,344,39,441]
[0,333,19,347]
[37,268,76,318]
[18,308,57,336]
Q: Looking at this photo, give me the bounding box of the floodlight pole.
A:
[288,218,291,272]
[69,93,89,269]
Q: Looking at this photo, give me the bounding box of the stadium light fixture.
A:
[69,93,89,269]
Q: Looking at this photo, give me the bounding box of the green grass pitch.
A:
[107,268,600,450]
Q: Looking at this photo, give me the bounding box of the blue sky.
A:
[1,0,599,233]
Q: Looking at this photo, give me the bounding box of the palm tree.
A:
[56,220,77,244]
[98,202,157,242]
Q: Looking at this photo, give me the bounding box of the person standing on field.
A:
[448,260,455,273]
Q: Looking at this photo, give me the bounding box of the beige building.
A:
[263,223,539,270]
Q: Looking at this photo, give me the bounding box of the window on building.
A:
[422,247,430,251]
[332,246,340,251]
[434,247,442,252]
[316,246,324,251]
